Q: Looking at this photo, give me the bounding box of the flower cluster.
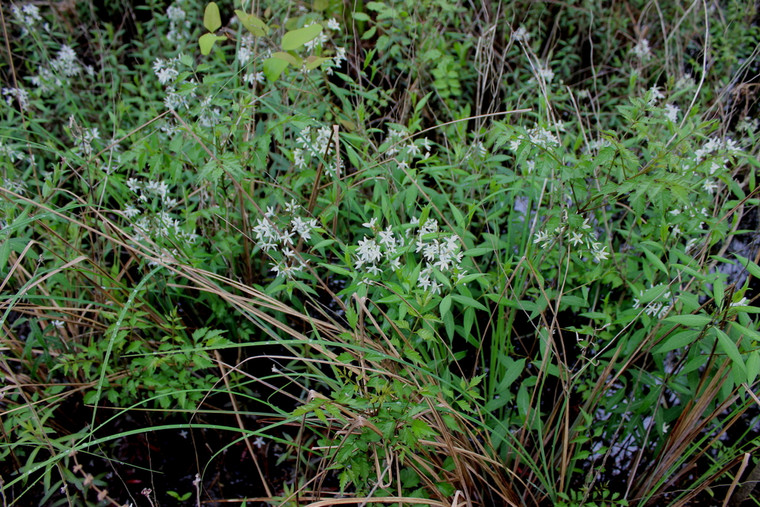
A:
[352,216,466,295]
[412,218,465,294]
[11,3,42,34]
[354,218,403,275]
[153,57,180,85]
[512,26,530,42]
[152,55,197,112]
[2,87,30,111]
[165,1,192,43]
[300,18,345,75]
[235,33,253,63]
[533,213,610,263]
[632,288,674,319]
[632,39,652,61]
[235,33,266,85]
[534,64,554,84]
[252,200,320,278]
[123,178,198,246]
[380,128,434,168]
[32,44,91,92]
[293,125,342,175]
[3,178,27,196]
[508,125,561,151]
[67,116,100,157]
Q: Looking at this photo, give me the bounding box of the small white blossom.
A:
[124,205,141,218]
[243,71,265,85]
[664,103,680,123]
[568,231,584,246]
[166,4,186,23]
[1,87,30,111]
[51,45,82,77]
[632,39,652,60]
[647,86,664,105]
[591,243,610,262]
[536,64,554,83]
[363,217,378,230]
[12,4,42,27]
[512,26,530,42]
[284,199,300,213]
[355,236,382,268]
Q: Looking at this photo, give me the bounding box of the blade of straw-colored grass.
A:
[304,497,447,506]
[213,350,272,497]
[723,453,751,507]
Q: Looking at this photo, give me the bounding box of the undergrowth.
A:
[1,0,760,506]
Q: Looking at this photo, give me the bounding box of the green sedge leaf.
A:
[203,2,222,32]
[282,23,322,50]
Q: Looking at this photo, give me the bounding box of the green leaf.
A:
[199,33,225,55]
[317,262,352,277]
[440,295,452,318]
[263,56,290,81]
[731,321,760,342]
[664,314,712,327]
[235,10,269,36]
[353,12,370,22]
[271,51,301,66]
[497,357,525,391]
[451,294,487,311]
[734,254,760,279]
[641,245,668,275]
[305,55,330,70]
[714,276,725,309]
[203,2,222,32]
[747,351,760,384]
[654,330,698,354]
[713,328,747,377]
[281,24,322,51]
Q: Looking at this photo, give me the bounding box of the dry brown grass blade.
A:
[304,497,448,506]
[723,453,751,507]
[630,351,750,504]
[213,350,272,497]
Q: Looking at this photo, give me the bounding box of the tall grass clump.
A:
[1,0,760,505]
